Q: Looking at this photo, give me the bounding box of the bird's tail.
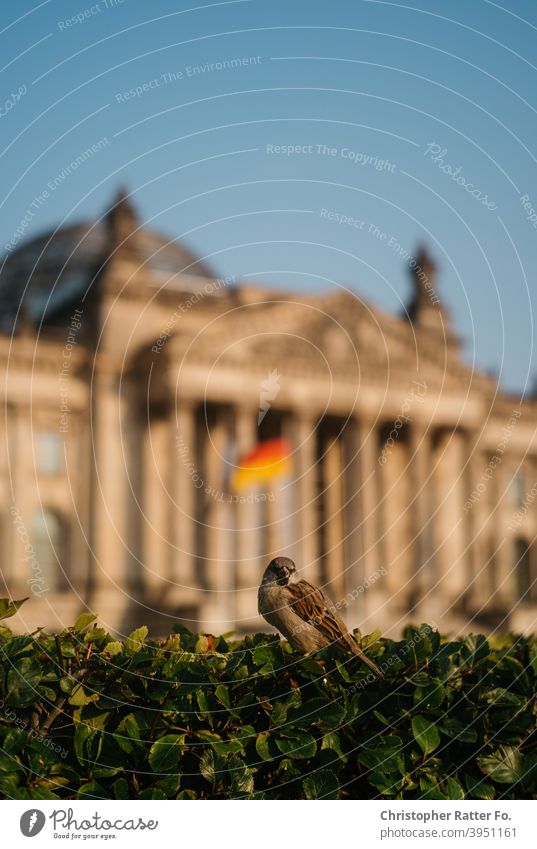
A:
[351,642,384,678]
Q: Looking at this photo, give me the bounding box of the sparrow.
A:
[258,556,383,677]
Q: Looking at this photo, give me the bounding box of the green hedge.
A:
[0,598,536,800]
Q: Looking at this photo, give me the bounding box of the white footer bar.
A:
[2,800,534,848]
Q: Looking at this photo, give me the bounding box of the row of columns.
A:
[88,377,526,635]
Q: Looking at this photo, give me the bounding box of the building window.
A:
[514,538,533,603]
[511,472,525,508]
[37,432,63,474]
[30,509,68,593]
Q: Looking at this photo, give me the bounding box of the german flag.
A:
[231,437,293,491]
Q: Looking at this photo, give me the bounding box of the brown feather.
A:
[285,580,383,677]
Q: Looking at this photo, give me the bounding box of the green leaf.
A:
[229,756,254,795]
[5,657,42,707]
[410,672,432,686]
[74,726,102,766]
[529,643,537,676]
[138,787,167,800]
[2,729,27,755]
[252,644,280,671]
[414,679,445,709]
[277,757,302,784]
[440,718,478,743]
[0,598,28,621]
[126,626,148,653]
[114,713,141,754]
[485,688,525,708]
[215,684,231,710]
[403,626,432,663]
[148,734,183,773]
[68,685,99,706]
[478,747,523,785]
[373,710,391,727]
[369,771,404,796]
[155,775,181,796]
[358,736,404,773]
[288,698,346,729]
[104,641,123,656]
[461,634,490,668]
[0,751,24,774]
[195,635,209,653]
[419,775,447,800]
[412,716,440,756]
[256,732,274,762]
[303,768,339,799]
[276,731,317,760]
[270,690,301,727]
[112,778,130,799]
[321,731,347,762]
[196,730,222,743]
[78,709,110,731]
[199,749,217,786]
[335,659,352,682]
[233,725,256,744]
[196,689,210,715]
[59,677,74,695]
[92,765,121,779]
[361,629,382,649]
[73,612,97,633]
[446,776,465,799]
[211,738,244,756]
[465,773,496,799]
[2,635,35,657]
[78,780,107,799]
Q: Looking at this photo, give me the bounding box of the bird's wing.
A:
[284,580,384,677]
[284,580,351,648]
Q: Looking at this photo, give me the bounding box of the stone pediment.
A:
[164,286,489,396]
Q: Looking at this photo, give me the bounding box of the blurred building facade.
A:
[1,192,536,638]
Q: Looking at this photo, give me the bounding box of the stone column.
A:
[201,408,234,632]
[89,367,129,630]
[433,429,467,611]
[141,413,172,600]
[123,380,145,606]
[73,411,93,598]
[322,434,346,602]
[355,417,383,627]
[493,460,516,608]
[378,431,412,614]
[171,399,198,602]
[6,402,32,597]
[409,423,435,618]
[341,419,364,627]
[465,432,490,612]
[265,479,281,561]
[293,412,319,583]
[234,406,261,626]
[476,446,496,609]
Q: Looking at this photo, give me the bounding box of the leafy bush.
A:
[0,598,536,799]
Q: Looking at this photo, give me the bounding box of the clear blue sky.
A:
[1,0,536,393]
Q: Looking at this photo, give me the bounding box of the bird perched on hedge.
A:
[258,556,383,677]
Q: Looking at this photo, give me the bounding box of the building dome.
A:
[0,192,213,333]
